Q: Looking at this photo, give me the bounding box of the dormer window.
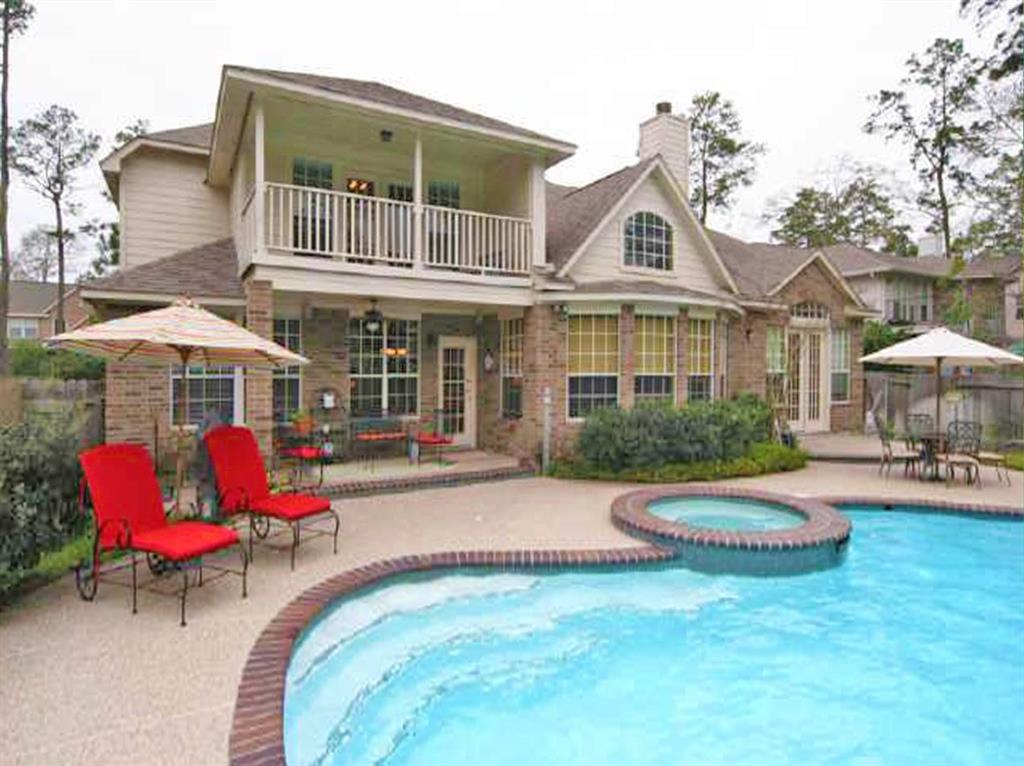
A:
[624,212,673,271]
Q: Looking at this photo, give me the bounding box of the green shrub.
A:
[575,394,774,472]
[1007,451,1024,472]
[10,340,105,380]
[0,414,86,597]
[549,442,807,483]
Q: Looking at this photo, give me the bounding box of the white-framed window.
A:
[884,279,931,323]
[830,327,851,403]
[273,318,302,424]
[765,326,786,406]
[568,314,619,418]
[791,302,830,320]
[634,314,675,404]
[623,211,673,271]
[500,317,524,419]
[347,317,419,417]
[292,157,333,189]
[7,317,39,339]
[387,182,413,202]
[171,365,238,426]
[687,318,715,402]
[427,180,460,209]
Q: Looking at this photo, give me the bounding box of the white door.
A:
[787,329,829,433]
[437,336,477,447]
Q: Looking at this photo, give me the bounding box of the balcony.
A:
[245,183,532,277]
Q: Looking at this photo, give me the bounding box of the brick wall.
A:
[245,279,274,455]
[771,261,865,431]
[301,307,349,417]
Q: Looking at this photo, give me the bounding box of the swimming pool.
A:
[647,495,805,531]
[281,506,1024,766]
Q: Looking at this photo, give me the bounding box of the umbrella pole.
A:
[935,356,943,436]
[175,348,191,516]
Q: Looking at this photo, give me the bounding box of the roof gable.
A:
[549,158,737,294]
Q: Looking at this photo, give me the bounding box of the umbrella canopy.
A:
[860,326,1023,435]
[860,327,1024,368]
[48,296,308,368]
[49,296,309,513]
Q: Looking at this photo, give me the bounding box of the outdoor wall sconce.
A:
[364,300,383,333]
[483,348,496,373]
[555,304,570,320]
[380,129,393,143]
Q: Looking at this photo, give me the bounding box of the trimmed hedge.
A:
[10,340,105,380]
[576,394,775,473]
[0,415,86,598]
[550,441,807,483]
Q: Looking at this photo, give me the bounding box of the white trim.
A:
[633,302,678,317]
[99,138,210,176]
[80,289,246,307]
[555,159,739,295]
[221,68,577,156]
[565,302,619,316]
[437,335,478,447]
[537,290,742,315]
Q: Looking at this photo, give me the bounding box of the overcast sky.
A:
[8,0,993,276]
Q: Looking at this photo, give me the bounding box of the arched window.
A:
[624,212,673,270]
[790,302,830,320]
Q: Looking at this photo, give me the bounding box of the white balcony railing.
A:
[423,204,532,275]
[256,182,531,276]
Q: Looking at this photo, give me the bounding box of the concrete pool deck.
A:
[1,462,1021,766]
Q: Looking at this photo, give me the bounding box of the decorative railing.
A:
[422,204,532,276]
[258,182,530,276]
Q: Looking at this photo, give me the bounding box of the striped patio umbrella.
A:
[49,296,309,510]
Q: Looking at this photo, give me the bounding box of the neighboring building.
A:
[6,280,88,339]
[821,243,1023,349]
[85,67,876,463]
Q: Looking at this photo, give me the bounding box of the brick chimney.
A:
[638,102,690,197]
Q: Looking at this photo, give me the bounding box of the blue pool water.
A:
[647,496,805,531]
[284,508,1024,766]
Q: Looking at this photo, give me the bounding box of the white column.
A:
[254,102,266,258]
[413,133,423,268]
[529,158,546,269]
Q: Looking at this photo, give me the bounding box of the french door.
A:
[437,336,477,447]
[786,329,828,433]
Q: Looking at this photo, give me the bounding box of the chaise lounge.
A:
[76,443,248,626]
[204,425,340,569]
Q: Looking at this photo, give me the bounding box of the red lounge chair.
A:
[76,443,248,626]
[204,426,339,569]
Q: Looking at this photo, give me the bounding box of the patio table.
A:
[913,431,946,482]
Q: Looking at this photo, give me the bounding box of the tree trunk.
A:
[0,1,12,374]
[55,199,65,332]
[936,168,951,258]
[700,159,708,224]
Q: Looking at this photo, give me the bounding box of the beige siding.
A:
[120,148,230,268]
[847,275,883,313]
[567,173,722,293]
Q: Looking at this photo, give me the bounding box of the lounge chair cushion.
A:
[131,521,240,561]
[250,493,332,521]
[280,445,325,460]
[415,433,453,446]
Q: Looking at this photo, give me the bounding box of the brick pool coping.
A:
[819,495,1024,518]
[228,489,1021,766]
[611,485,852,552]
[229,544,674,766]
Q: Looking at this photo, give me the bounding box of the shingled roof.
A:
[545,158,656,271]
[144,122,214,150]
[820,243,951,278]
[8,281,61,316]
[83,239,242,300]
[708,230,818,300]
[229,66,571,147]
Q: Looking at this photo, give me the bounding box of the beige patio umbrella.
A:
[860,327,1023,433]
[49,296,308,511]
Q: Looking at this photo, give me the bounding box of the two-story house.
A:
[85,66,873,463]
[822,243,1023,348]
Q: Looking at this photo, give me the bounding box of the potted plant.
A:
[290,409,314,436]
